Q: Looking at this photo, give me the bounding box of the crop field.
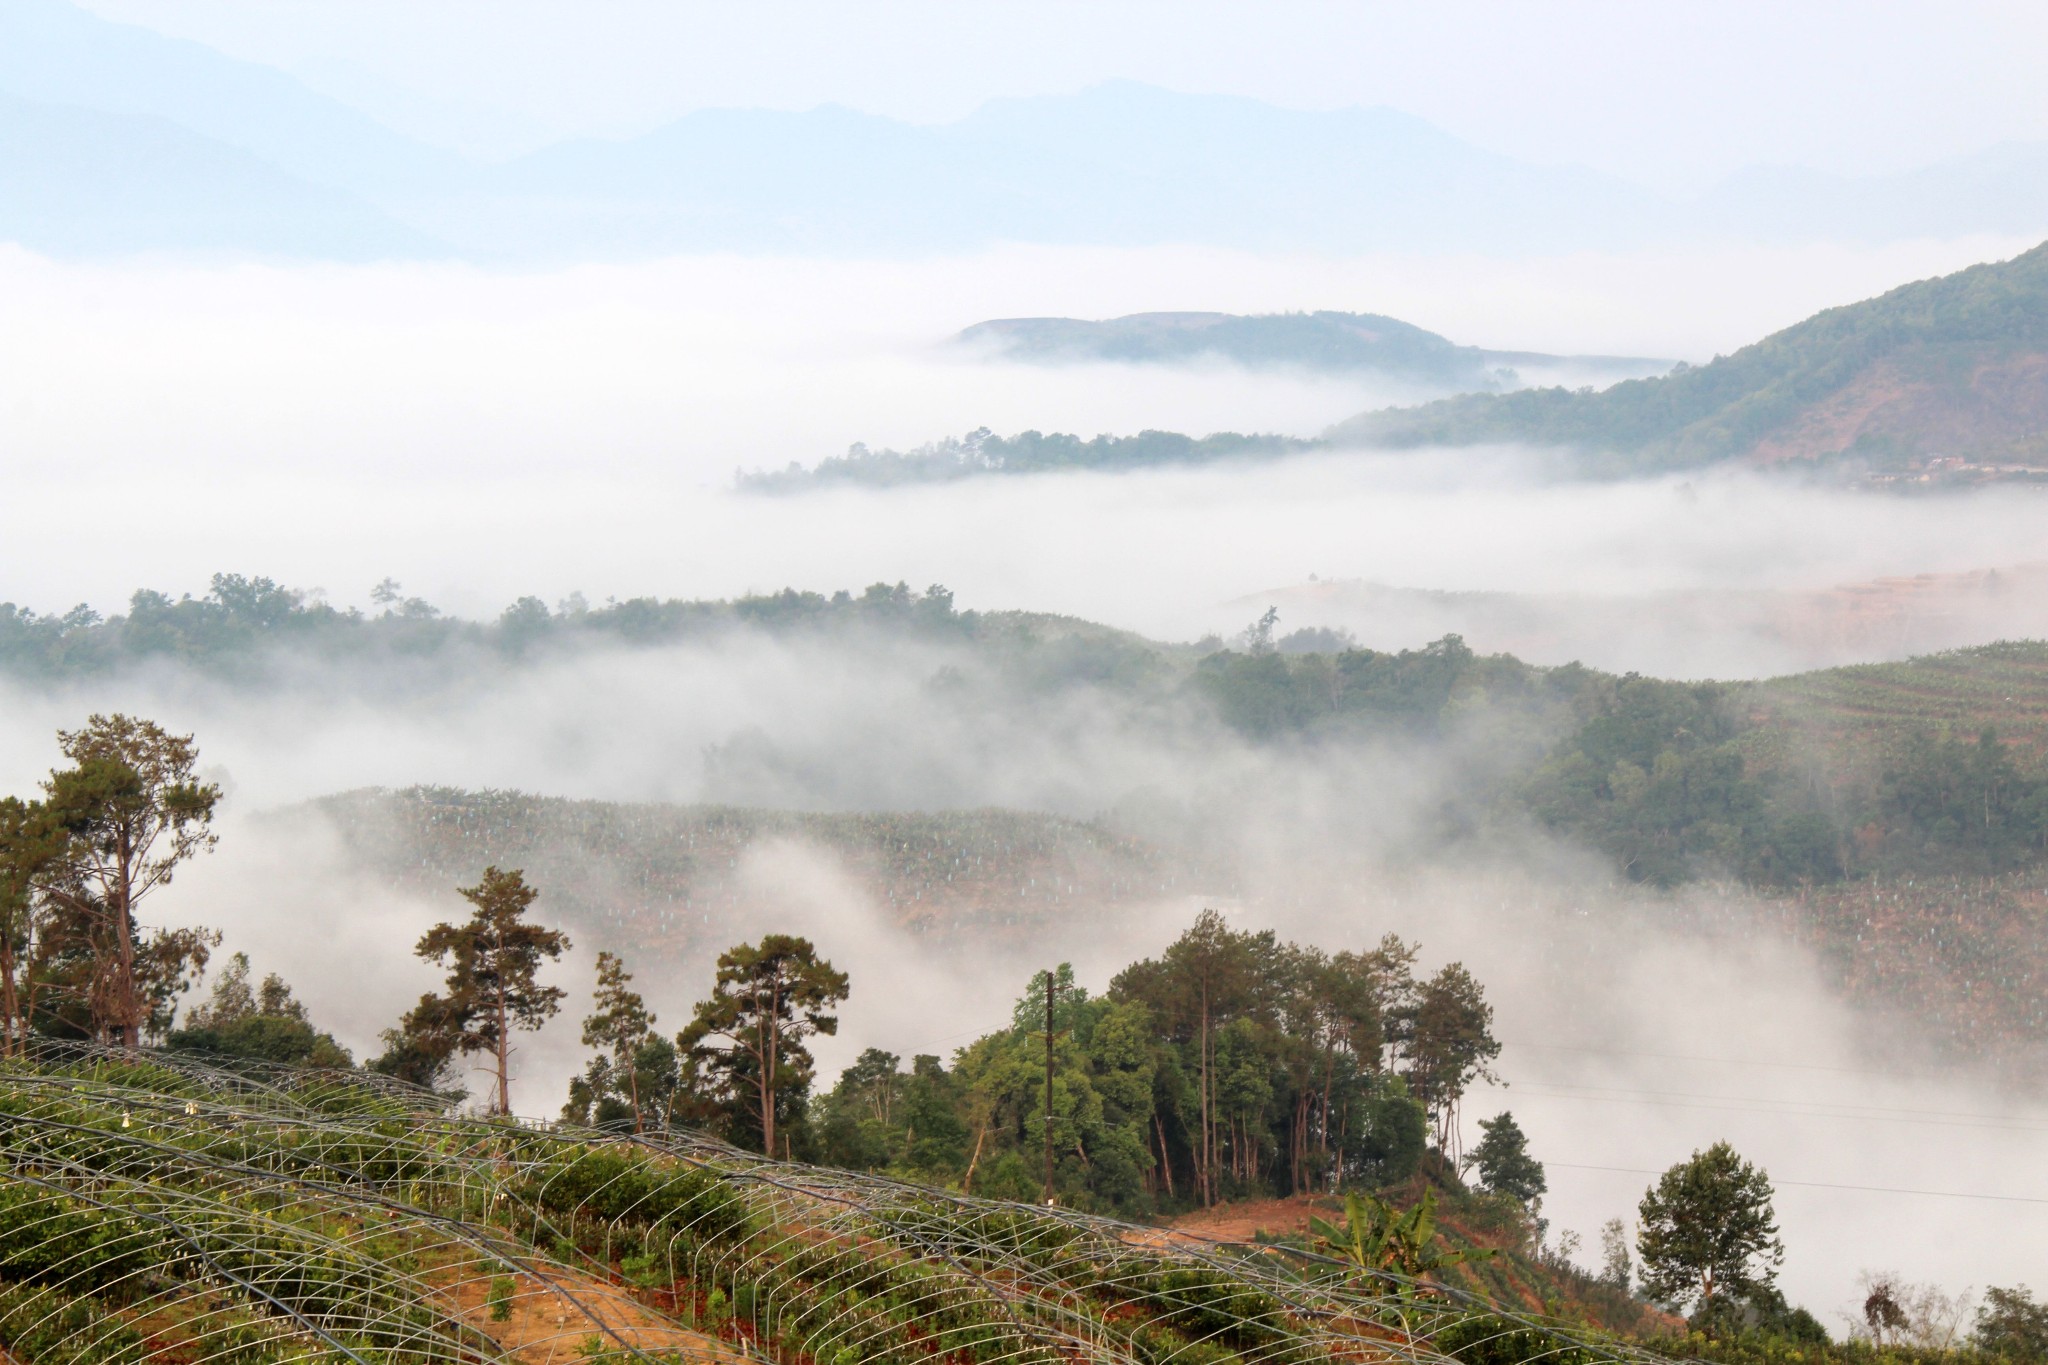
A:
[0,1044,1662,1365]
[1745,641,2048,767]
[1761,869,2048,1071]
[306,788,1196,967]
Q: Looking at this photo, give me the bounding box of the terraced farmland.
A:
[1746,641,2048,766]
[0,1043,1660,1365]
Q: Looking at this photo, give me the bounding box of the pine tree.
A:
[679,935,848,1156]
[575,951,656,1131]
[32,716,221,1048]
[407,867,570,1115]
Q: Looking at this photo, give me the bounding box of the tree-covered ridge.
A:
[738,426,1318,491]
[0,573,1007,678]
[957,311,1510,385]
[1190,638,2048,884]
[9,573,2048,894]
[1328,239,2048,471]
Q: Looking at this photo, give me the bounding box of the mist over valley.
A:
[3,5,2047,1359]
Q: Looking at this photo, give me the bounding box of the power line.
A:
[1508,1080,2048,1135]
[1547,1161,2048,1207]
[1507,1039,1953,1084]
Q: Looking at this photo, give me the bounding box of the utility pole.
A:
[1043,967,1057,1205]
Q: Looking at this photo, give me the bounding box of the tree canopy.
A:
[389,867,570,1114]
[679,934,850,1158]
[1636,1141,1784,1313]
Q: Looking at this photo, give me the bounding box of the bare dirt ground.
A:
[1163,1194,1341,1244]
[436,1260,747,1364]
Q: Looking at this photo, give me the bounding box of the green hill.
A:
[1329,240,2048,474]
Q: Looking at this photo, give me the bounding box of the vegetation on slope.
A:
[10,575,2048,1070]
[737,426,1318,490]
[1329,240,2048,471]
[0,1041,1689,1365]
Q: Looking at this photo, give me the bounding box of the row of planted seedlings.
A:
[17,1059,795,1363]
[497,1132,1114,1363]
[499,1123,1437,1365]
[0,1058,539,1362]
[866,1198,1328,1365]
[862,1190,1653,1365]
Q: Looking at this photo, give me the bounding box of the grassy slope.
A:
[1328,239,2048,470]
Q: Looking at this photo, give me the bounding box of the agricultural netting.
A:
[0,1043,1673,1365]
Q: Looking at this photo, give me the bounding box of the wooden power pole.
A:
[1043,968,1057,1204]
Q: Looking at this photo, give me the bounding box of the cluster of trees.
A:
[738,426,1316,491]
[167,950,351,1066]
[0,573,976,678]
[0,715,223,1052]
[1523,673,1845,887]
[1882,728,2048,868]
[546,909,1502,1218]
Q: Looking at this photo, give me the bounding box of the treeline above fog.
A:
[0,573,992,678]
[752,242,2048,490]
[8,573,2046,892]
[736,428,1318,491]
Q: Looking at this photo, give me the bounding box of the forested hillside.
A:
[737,428,1317,490]
[12,573,2048,1068]
[12,573,2045,893]
[1329,239,2048,473]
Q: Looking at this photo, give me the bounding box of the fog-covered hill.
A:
[953,311,1669,391]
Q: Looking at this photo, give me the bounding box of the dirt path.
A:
[436,1260,749,1364]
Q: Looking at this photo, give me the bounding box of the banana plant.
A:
[1307,1187,1494,1295]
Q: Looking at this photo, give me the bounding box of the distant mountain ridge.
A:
[955,310,1668,391]
[1330,239,2048,472]
[0,92,443,259]
[4,1,2048,261]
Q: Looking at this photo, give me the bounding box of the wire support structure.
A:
[0,1042,1680,1365]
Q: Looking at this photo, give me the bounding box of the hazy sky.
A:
[68,0,2048,188]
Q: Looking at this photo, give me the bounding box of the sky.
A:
[66,0,2048,189]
